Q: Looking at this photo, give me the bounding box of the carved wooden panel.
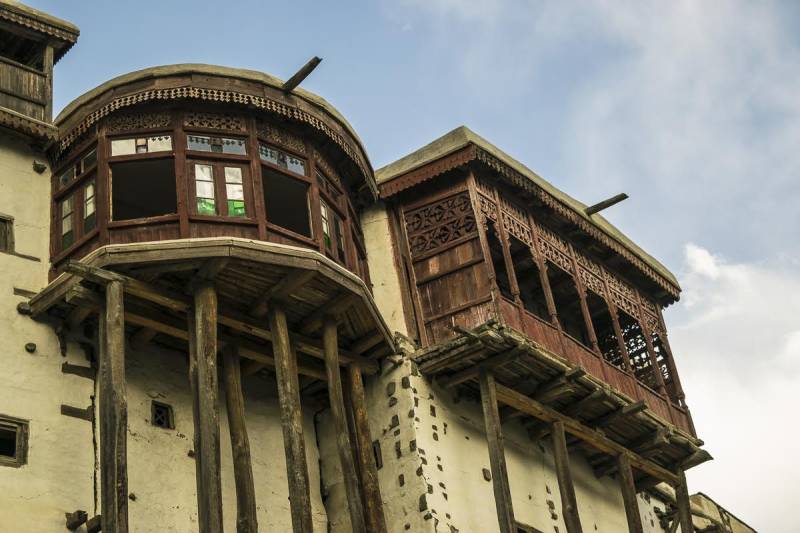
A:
[258,122,307,155]
[478,193,497,222]
[404,192,477,257]
[184,112,245,131]
[311,148,342,186]
[535,222,574,274]
[606,274,640,320]
[105,112,171,133]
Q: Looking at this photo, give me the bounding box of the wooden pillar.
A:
[616,454,644,533]
[323,318,367,532]
[43,44,54,122]
[551,420,583,533]
[609,304,635,373]
[268,305,313,533]
[99,280,128,533]
[189,282,223,533]
[528,218,560,327]
[222,344,258,533]
[479,371,515,533]
[675,469,693,533]
[346,364,388,533]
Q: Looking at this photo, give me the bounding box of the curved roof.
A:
[377,126,680,293]
[55,64,375,194]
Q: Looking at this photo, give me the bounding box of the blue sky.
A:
[35,1,798,530]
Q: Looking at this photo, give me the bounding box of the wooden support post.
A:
[43,44,54,122]
[99,280,128,533]
[323,318,367,532]
[346,364,387,533]
[675,469,693,533]
[479,371,515,533]
[551,420,583,533]
[222,344,258,533]
[269,305,313,533]
[189,282,223,533]
[617,454,644,533]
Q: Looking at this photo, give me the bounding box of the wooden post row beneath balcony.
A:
[479,371,515,533]
[346,362,388,533]
[269,305,314,533]
[222,343,258,533]
[323,317,367,532]
[189,282,224,533]
[551,420,583,533]
[617,454,644,533]
[99,280,129,533]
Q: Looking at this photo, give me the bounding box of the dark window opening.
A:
[618,311,657,388]
[263,167,311,237]
[0,32,45,70]
[586,291,624,368]
[60,194,75,249]
[0,215,14,253]
[372,440,383,470]
[111,158,177,221]
[546,261,589,346]
[508,236,548,320]
[151,401,174,430]
[486,223,513,300]
[0,416,28,467]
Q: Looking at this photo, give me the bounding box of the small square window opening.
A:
[0,415,28,468]
[151,401,174,430]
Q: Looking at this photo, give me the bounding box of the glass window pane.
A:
[61,196,73,216]
[188,136,212,152]
[81,149,97,171]
[197,198,216,215]
[195,164,213,182]
[196,180,215,199]
[147,135,173,153]
[223,138,247,155]
[224,167,243,183]
[227,199,246,217]
[226,183,244,200]
[111,138,136,156]
[259,144,306,176]
[59,167,75,187]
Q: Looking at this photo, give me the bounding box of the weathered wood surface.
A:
[617,453,644,533]
[222,344,258,533]
[189,282,223,533]
[346,364,387,533]
[323,318,366,532]
[479,371,515,533]
[269,305,313,532]
[552,420,583,533]
[99,280,128,533]
[675,469,693,533]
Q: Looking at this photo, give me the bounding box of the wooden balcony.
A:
[0,54,48,121]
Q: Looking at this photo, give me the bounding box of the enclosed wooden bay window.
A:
[190,162,252,218]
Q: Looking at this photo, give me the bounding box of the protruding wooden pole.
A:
[479,371,515,533]
[269,305,313,532]
[189,282,223,533]
[617,454,644,533]
[99,280,128,533]
[346,363,387,533]
[223,344,258,533]
[323,318,367,532]
[675,469,693,533]
[551,420,583,533]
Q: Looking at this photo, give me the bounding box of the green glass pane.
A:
[228,200,246,217]
[197,198,216,215]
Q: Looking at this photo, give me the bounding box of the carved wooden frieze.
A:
[258,122,306,155]
[478,193,498,222]
[535,222,574,274]
[184,112,245,131]
[404,192,477,257]
[105,112,171,134]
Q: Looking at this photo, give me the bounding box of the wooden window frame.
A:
[0,414,29,468]
[188,160,255,220]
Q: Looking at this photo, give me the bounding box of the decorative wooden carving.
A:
[404,192,476,257]
[606,274,640,320]
[535,222,574,274]
[478,193,498,222]
[105,112,171,134]
[311,148,342,186]
[184,112,245,131]
[257,122,307,155]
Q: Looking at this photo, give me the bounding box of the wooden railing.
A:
[0,55,48,121]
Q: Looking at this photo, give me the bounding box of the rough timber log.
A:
[269,305,313,532]
[675,469,693,533]
[346,363,388,533]
[479,371,515,533]
[552,420,583,533]
[323,317,367,532]
[99,280,128,533]
[222,344,258,533]
[617,454,644,533]
[189,282,223,533]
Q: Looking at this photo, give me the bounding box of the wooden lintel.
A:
[249,269,316,319]
[493,383,679,485]
[441,348,523,389]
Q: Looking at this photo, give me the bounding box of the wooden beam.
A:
[440,348,522,389]
[282,56,322,93]
[185,258,230,294]
[297,292,359,335]
[222,344,258,533]
[589,400,646,429]
[346,364,387,533]
[674,469,693,533]
[269,305,313,532]
[584,193,628,216]
[349,330,383,355]
[479,371,515,533]
[323,318,366,531]
[552,420,583,533]
[130,327,157,351]
[99,280,128,533]
[493,383,679,485]
[532,367,586,403]
[617,454,644,533]
[189,282,223,533]
[249,269,316,318]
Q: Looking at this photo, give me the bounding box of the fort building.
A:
[0,2,755,532]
